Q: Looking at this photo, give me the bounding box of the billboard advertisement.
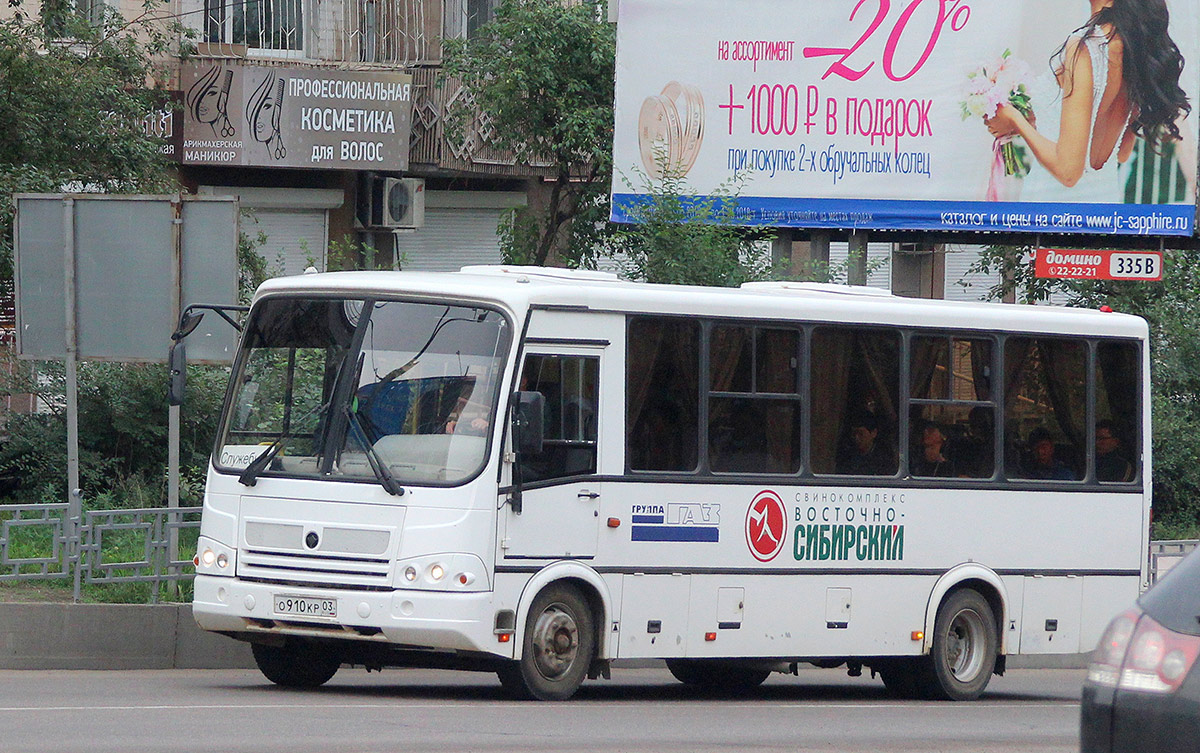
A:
[611,0,1200,236]
[180,63,413,171]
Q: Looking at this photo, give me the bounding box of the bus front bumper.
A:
[192,574,505,656]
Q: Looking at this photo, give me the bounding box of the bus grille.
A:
[238,549,392,589]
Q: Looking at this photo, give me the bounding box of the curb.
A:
[0,603,253,670]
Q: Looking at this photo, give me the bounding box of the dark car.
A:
[1081,547,1200,751]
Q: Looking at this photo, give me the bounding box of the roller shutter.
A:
[243,209,328,275]
[396,206,507,272]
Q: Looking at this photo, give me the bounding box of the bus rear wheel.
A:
[665,659,771,691]
[498,583,595,701]
[251,640,342,688]
[923,589,998,701]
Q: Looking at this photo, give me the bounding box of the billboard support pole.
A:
[62,197,82,603]
[167,195,183,596]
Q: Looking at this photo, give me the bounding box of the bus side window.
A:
[627,317,700,472]
[1095,341,1140,483]
[810,326,900,476]
[519,354,599,483]
[909,336,995,479]
[1004,337,1086,481]
[708,325,802,474]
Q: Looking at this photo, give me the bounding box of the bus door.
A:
[501,349,603,560]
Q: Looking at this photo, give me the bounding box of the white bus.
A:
[191,265,1149,701]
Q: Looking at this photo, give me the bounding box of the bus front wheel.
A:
[498,583,596,701]
[924,589,998,701]
[251,640,341,688]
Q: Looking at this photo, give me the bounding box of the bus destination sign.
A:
[1035,249,1163,281]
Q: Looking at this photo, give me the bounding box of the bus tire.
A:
[665,659,771,691]
[251,640,341,688]
[922,589,998,701]
[499,583,595,701]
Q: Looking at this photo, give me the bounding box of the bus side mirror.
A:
[513,391,545,455]
[168,340,186,407]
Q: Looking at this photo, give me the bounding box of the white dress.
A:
[1020,28,1125,204]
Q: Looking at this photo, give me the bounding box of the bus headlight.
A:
[394,553,489,592]
[193,536,236,577]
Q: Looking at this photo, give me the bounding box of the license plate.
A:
[273,594,337,618]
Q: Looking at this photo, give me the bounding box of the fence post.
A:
[70,489,83,603]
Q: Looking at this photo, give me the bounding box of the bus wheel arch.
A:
[916,567,1008,700]
[500,567,610,700]
[923,566,1008,657]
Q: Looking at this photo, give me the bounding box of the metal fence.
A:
[0,499,201,603]
[1150,539,1199,585]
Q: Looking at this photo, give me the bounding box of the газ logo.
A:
[745,490,786,562]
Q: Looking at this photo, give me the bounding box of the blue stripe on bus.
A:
[631,515,664,524]
[631,526,720,542]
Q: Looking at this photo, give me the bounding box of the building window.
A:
[205,0,305,54]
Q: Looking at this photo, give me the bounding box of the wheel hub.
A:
[531,604,579,680]
[946,608,986,681]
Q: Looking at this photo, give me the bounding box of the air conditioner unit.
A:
[370,177,425,229]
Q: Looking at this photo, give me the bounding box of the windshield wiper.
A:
[239,400,331,486]
[344,406,406,496]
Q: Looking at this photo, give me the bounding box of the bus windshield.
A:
[216,296,511,487]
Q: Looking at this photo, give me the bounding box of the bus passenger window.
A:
[627,317,700,472]
[909,336,995,479]
[1095,341,1140,483]
[810,326,900,476]
[1004,338,1085,481]
[519,354,599,483]
[708,325,801,474]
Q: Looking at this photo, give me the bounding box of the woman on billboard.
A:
[983,0,1190,203]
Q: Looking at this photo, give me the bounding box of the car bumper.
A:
[1081,674,1200,753]
[192,575,505,656]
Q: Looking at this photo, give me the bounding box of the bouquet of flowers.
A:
[961,50,1033,198]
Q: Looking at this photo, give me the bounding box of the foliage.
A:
[0,356,228,504]
[0,3,188,280]
[604,170,774,287]
[442,0,615,266]
[969,245,1200,537]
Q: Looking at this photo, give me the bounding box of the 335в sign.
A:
[1035,249,1163,281]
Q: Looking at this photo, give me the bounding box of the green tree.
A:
[606,171,773,287]
[0,5,198,504]
[969,244,1200,537]
[0,4,185,279]
[442,0,615,267]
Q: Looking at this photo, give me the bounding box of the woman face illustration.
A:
[187,66,221,124]
[194,87,219,124]
[251,98,273,140]
[246,74,279,144]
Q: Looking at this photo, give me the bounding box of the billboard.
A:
[180,62,413,171]
[611,0,1200,236]
[14,195,239,363]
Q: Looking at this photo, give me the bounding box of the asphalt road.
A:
[0,666,1086,753]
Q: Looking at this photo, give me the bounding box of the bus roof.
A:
[252,266,1148,339]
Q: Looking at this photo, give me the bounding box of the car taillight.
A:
[1118,613,1200,694]
[1088,608,1140,687]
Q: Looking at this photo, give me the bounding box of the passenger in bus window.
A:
[954,407,995,478]
[1095,419,1134,482]
[907,424,955,477]
[838,412,894,475]
[1024,427,1075,480]
[912,421,956,478]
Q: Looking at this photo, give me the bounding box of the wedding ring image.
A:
[638,81,705,179]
